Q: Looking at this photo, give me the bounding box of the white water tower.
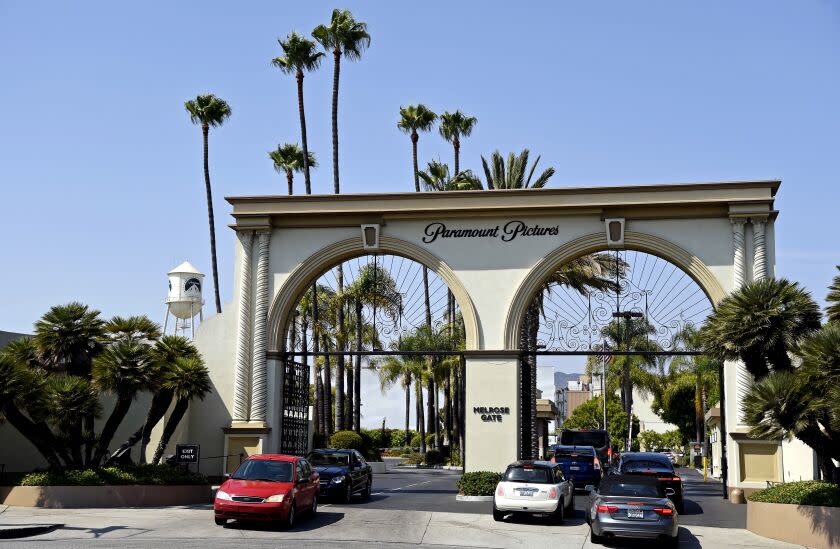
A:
[164,261,204,338]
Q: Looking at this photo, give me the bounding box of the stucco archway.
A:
[503,231,727,350]
[266,235,481,352]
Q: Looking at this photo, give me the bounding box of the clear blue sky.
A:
[2,0,839,335]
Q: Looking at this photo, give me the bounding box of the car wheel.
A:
[284,502,296,529]
[492,505,505,522]
[362,477,372,500]
[311,494,318,515]
[214,518,226,526]
[552,499,565,524]
[343,482,353,504]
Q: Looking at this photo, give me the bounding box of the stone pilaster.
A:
[752,217,767,281]
[250,231,271,422]
[232,231,254,422]
[731,218,747,288]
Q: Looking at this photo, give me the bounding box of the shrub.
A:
[748,481,840,507]
[457,471,502,496]
[391,429,414,448]
[448,446,462,467]
[424,449,443,466]
[18,464,207,486]
[404,452,424,465]
[330,430,364,451]
[410,432,422,447]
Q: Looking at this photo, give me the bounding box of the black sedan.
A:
[615,452,684,513]
[306,449,372,503]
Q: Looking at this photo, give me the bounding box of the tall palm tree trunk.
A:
[346,362,354,430]
[152,397,190,465]
[694,375,703,450]
[426,375,435,445]
[453,136,460,176]
[92,396,133,465]
[312,283,322,435]
[404,375,411,446]
[296,70,312,194]
[354,299,363,432]
[410,131,420,192]
[201,124,222,314]
[322,334,333,434]
[1,406,64,469]
[331,47,341,194]
[336,268,345,431]
[434,376,441,449]
[417,379,426,453]
[444,369,452,447]
[286,169,293,195]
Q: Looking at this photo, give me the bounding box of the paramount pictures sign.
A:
[423,220,560,243]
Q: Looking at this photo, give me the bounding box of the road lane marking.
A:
[371,480,433,495]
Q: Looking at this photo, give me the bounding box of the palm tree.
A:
[152,356,211,465]
[106,335,199,465]
[376,351,421,447]
[343,263,402,431]
[46,374,101,467]
[397,104,437,193]
[269,144,317,195]
[91,340,154,464]
[313,9,371,194]
[273,33,323,195]
[826,266,840,324]
[185,94,231,314]
[418,160,482,191]
[438,111,477,175]
[700,278,821,379]
[481,149,554,190]
[104,316,162,342]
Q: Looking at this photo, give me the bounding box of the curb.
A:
[456,495,493,502]
[0,524,62,539]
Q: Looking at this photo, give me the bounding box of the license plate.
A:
[627,508,644,519]
[570,466,580,471]
[516,488,537,496]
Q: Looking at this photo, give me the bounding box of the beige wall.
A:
[464,356,519,472]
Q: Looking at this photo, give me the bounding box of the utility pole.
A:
[613,311,642,451]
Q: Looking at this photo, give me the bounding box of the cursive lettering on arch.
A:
[422,221,559,244]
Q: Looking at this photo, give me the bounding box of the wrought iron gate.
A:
[280,357,310,456]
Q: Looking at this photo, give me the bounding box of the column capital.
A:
[729,216,748,226]
[750,215,768,225]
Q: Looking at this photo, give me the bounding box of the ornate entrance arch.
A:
[266,235,480,352]
[504,231,727,350]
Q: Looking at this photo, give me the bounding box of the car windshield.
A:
[308,452,350,466]
[504,466,551,484]
[622,459,673,472]
[601,482,662,497]
[560,431,607,448]
[231,459,294,482]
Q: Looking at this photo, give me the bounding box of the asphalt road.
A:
[332,465,744,529]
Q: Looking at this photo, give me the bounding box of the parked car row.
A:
[213,448,373,528]
[493,433,684,547]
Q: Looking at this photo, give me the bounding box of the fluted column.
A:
[250,231,271,422]
[752,217,767,281]
[232,231,254,422]
[730,218,747,288]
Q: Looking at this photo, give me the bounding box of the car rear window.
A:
[622,459,673,472]
[560,431,607,448]
[601,482,662,497]
[553,446,595,457]
[504,465,551,484]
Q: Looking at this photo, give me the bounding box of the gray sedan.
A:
[586,474,679,547]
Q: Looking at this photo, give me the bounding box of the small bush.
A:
[330,430,364,451]
[18,464,207,486]
[391,429,414,448]
[457,471,502,496]
[748,481,840,507]
[404,452,424,465]
[410,432,422,447]
[424,449,443,466]
[448,447,462,467]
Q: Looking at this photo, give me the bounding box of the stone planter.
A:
[747,500,840,549]
[0,485,212,508]
[369,461,387,474]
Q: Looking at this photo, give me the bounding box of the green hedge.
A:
[18,464,208,486]
[330,430,364,451]
[748,481,840,507]
[457,471,502,496]
[424,449,443,466]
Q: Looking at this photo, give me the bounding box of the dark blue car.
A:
[551,445,602,489]
[306,449,372,503]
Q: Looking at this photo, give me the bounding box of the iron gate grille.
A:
[281,357,309,456]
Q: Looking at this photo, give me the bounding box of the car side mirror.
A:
[223,473,231,479]
[665,488,675,496]
[584,485,595,493]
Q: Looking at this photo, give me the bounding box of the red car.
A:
[214,454,320,528]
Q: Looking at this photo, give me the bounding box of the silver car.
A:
[586,474,679,547]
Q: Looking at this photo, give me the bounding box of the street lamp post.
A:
[613,311,643,451]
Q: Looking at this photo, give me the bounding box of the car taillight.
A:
[593,457,601,470]
[653,507,674,516]
[496,486,505,496]
[548,487,557,498]
[658,477,681,482]
[607,447,612,457]
[596,505,618,513]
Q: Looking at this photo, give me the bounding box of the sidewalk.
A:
[0,504,813,548]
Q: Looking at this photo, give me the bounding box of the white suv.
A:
[493,461,574,523]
